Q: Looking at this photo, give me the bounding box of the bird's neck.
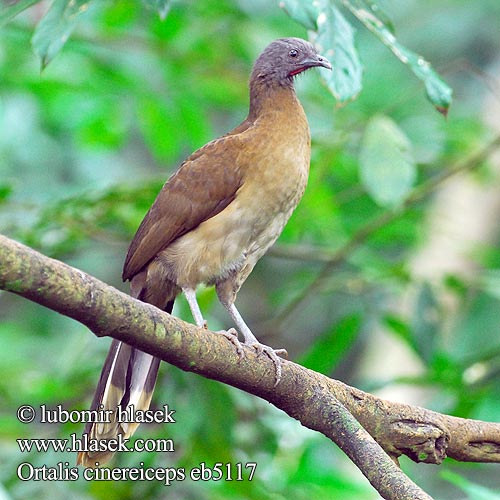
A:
[248,80,300,122]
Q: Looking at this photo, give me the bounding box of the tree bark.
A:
[2,234,500,499]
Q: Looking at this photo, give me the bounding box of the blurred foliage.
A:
[1,0,500,499]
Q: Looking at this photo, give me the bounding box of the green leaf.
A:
[278,0,319,31]
[451,293,500,363]
[31,0,92,69]
[0,0,40,25]
[356,0,395,33]
[137,96,183,163]
[384,314,415,351]
[0,184,13,202]
[280,0,362,102]
[359,115,416,207]
[341,0,453,114]
[311,1,362,102]
[407,54,452,117]
[142,0,171,20]
[478,269,500,301]
[299,315,361,374]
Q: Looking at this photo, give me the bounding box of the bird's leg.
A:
[182,287,206,329]
[182,287,243,356]
[225,302,287,386]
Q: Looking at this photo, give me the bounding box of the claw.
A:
[220,303,288,386]
[248,342,287,386]
[215,329,245,359]
[223,327,238,338]
[274,348,288,359]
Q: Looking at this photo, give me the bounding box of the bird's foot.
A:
[215,328,245,359]
[247,342,288,387]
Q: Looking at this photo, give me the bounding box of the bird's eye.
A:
[289,49,299,58]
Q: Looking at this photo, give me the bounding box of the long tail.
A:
[76,298,173,467]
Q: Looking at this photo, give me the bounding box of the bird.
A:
[77,37,331,467]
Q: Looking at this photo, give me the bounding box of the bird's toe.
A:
[247,342,286,386]
[215,328,245,359]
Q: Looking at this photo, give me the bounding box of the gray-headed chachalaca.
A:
[77,37,331,467]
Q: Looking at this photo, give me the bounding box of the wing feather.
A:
[122,132,247,281]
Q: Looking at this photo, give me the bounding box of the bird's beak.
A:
[305,54,332,71]
[311,54,332,70]
[288,54,332,77]
[289,54,332,77]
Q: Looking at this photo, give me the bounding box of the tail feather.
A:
[76,340,161,467]
[77,298,174,467]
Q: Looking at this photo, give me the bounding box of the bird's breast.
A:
[240,100,311,229]
[158,93,311,288]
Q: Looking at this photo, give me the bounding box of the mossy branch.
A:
[2,234,500,499]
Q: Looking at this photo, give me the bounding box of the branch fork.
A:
[1,234,499,500]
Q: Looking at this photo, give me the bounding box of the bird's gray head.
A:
[251,37,332,87]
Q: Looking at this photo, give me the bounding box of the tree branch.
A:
[2,234,500,498]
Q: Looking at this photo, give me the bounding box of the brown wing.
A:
[122,132,248,281]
